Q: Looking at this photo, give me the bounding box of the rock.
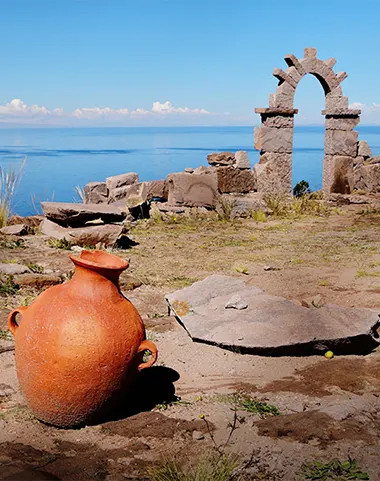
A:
[106,172,138,191]
[155,203,187,214]
[207,152,235,166]
[7,215,44,228]
[83,182,108,204]
[0,263,31,275]
[325,116,360,131]
[330,156,354,194]
[0,224,29,236]
[357,140,372,158]
[193,165,215,174]
[41,218,131,248]
[311,294,324,308]
[166,275,380,355]
[324,131,358,157]
[369,156,380,165]
[217,166,255,194]
[192,430,205,440]
[167,171,218,208]
[354,163,380,193]
[145,180,168,201]
[217,193,267,219]
[41,202,127,227]
[40,218,70,240]
[225,294,248,310]
[234,151,250,169]
[184,168,194,173]
[263,266,281,271]
[119,274,143,291]
[255,127,293,154]
[14,274,62,288]
[254,153,292,193]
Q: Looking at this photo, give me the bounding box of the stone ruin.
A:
[254,47,380,194]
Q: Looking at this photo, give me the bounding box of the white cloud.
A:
[348,102,380,124]
[0,98,212,123]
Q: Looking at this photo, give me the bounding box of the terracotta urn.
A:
[8,250,158,428]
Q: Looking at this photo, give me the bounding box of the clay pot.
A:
[8,250,158,428]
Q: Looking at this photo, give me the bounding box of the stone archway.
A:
[254,47,364,194]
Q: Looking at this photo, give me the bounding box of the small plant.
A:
[251,210,267,222]
[223,391,280,418]
[0,238,25,249]
[27,263,44,274]
[0,275,19,296]
[301,457,369,480]
[217,196,236,221]
[73,185,85,203]
[0,157,26,227]
[47,238,72,250]
[263,191,289,217]
[169,276,196,288]
[171,300,191,317]
[63,270,74,281]
[155,397,192,411]
[235,264,249,275]
[318,279,330,287]
[356,269,380,278]
[149,453,237,481]
[149,312,166,319]
[293,180,310,198]
[0,329,12,341]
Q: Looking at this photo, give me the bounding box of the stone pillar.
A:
[322,108,361,193]
[253,108,298,193]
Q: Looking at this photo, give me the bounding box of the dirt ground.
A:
[1,203,380,480]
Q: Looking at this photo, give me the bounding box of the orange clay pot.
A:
[8,250,158,428]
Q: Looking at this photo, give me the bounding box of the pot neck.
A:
[69,250,128,294]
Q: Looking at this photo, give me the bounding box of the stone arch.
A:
[254,47,363,194]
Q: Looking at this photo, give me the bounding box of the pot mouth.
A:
[69,250,129,272]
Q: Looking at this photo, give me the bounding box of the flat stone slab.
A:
[165,275,380,355]
[41,202,127,227]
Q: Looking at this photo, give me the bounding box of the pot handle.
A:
[137,339,158,371]
[8,306,28,336]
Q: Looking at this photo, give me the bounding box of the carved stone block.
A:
[260,127,293,154]
[324,130,358,157]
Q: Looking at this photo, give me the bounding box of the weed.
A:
[235,264,249,275]
[356,269,380,278]
[155,397,192,411]
[217,196,236,221]
[318,279,330,287]
[73,185,85,203]
[146,331,158,342]
[0,238,25,249]
[0,330,12,341]
[0,276,19,296]
[27,263,44,274]
[301,457,369,480]
[168,276,196,289]
[223,391,280,418]
[47,238,72,250]
[149,312,166,319]
[0,157,26,227]
[263,191,289,217]
[148,453,237,481]
[251,210,267,223]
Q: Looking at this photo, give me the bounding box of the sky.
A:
[0,0,380,127]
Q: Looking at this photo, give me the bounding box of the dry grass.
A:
[0,157,26,227]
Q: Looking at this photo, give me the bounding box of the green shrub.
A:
[292,180,310,197]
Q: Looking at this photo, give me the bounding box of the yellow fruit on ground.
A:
[325,350,334,359]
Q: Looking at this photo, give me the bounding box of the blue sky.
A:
[0,0,380,126]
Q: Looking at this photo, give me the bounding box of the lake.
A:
[0,125,379,216]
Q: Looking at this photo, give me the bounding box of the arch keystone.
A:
[304,47,317,58]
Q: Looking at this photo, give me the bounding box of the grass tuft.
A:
[301,457,369,480]
[0,158,26,227]
[47,238,72,250]
[27,263,44,273]
[0,275,20,296]
[148,454,238,481]
[251,210,267,223]
[222,391,280,418]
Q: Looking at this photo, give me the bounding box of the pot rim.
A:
[69,249,129,272]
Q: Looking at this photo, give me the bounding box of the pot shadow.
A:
[90,365,180,425]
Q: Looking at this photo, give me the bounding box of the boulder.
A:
[167,171,218,208]
[106,172,138,191]
[369,156,380,165]
[254,153,292,193]
[14,274,62,288]
[207,152,235,166]
[0,263,31,275]
[83,182,108,204]
[166,275,380,355]
[217,193,267,218]
[234,151,251,169]
[354,163,380,193]
[0,224,29,236]
[40,218,70,240]
[217,166,255,193]
[109,182,147,207]
[7,215,43,228]
[41,202,127,227]
[330,156,354,194]
[145,180,168,201]
[357,140,372,158]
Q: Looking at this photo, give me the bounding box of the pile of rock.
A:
[353,142,380,193]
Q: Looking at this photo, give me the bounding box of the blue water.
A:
[0,126,379,216]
